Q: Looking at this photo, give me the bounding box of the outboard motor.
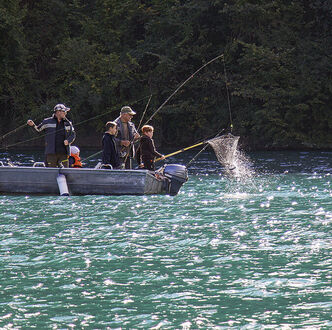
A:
[162,164,188,196]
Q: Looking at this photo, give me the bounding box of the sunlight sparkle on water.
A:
[1,150,331,328]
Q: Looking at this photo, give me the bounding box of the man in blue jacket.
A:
[27,104,76,167]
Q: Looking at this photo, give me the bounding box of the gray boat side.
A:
[0,167,163,196]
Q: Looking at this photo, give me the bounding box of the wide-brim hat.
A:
[53,103,70,112]
[120,106,136,115]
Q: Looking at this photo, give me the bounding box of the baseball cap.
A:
[120,106,136,115]
[53,104,70,112]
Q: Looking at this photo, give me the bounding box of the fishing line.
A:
[2,130,47,150]
[80,149,102,163]
[186,128,225,168]
[183,60,234,169]
[1,94,152,150]
[121,52,224,167]
[186,143,210,168]
[72,94,151,128]
[223,56,233,132]
[82,93,153,164]
[0,123,27,144]
[144,53,224,125]
[137,94,152,131]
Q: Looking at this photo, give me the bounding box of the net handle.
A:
[155,141,205,163]
[155,133,235,163]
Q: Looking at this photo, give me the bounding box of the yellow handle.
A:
[155,141,204,162]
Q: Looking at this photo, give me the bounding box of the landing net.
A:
[207,134,253,177]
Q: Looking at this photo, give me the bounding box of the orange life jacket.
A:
[70,153,82,168]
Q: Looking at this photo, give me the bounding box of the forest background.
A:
[1,0,331,150]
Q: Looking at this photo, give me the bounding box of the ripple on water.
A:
[0,151,332,328]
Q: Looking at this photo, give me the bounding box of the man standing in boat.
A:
[27,104,76,167]
[114,106,140,169]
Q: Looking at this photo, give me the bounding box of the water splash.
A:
[227,148,255,179]
[208,134,255,179]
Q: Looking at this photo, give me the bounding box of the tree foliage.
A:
[1,0,331,149]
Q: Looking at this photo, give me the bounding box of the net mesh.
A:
[207,134,253,177]
[208,134,239,167]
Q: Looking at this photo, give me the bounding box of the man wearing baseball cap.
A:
[27,103,76,167]
[114,106,140,169]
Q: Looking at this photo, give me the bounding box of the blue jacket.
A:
[34,115,75,155]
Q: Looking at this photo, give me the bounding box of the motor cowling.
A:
[162,164,188,195]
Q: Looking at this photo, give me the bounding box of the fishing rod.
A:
[137,94,152,131]
[145,53,224,124]
[186,143,210,168]
[2,95,152,151]
[3,119,74,150]
[81,149,102,163]
[121,94,153,166]
[82,94,153,165]
[81,95,154,164]
[0,123,28,145]
[123,54,225,164]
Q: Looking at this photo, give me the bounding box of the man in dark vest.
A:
[27,104,76,167]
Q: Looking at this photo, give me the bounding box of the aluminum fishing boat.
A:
[0,163,188,196]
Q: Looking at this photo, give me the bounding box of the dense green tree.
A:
[135,1,232,145]
[0,0,331,149]
[223,0,332,148]
[0,1,31,127]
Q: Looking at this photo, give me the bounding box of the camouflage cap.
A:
[120,106,136,115]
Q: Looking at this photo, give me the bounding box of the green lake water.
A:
[0,150,331,329]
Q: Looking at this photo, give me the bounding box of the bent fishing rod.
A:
[1,94,152,152]
[124,53,225,164]
[93,53,230,166]
[2,53,225,161]
[1,116,75,150]
[145,53,224,125]
[0,123,27,145]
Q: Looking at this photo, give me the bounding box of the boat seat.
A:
[101,164,113,170]
[94,162,102,169]
[33,162,46,167]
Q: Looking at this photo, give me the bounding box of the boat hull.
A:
[0,167,171,196]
